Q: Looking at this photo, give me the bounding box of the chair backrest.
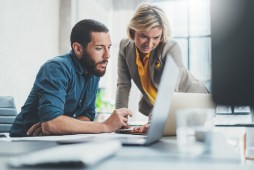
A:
[0,96,17,133]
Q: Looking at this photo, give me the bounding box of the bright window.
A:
[153,0,211,90]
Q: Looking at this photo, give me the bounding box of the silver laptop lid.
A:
[145,57,179,144]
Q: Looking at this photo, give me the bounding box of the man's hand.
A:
[103,108,132,132]
[27,122,43,136]
[132,123,150,133]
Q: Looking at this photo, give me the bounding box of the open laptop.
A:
[163,93,216,136]
[118,93,216,137]
[116,57,179,145]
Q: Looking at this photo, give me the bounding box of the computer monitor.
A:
[211,0,254,105]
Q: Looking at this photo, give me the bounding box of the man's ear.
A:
[72,42,83,58]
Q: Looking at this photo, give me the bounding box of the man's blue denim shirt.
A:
[10,51,100,137]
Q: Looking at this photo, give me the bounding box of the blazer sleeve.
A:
[115,39,132,109]
[162,40,209,93]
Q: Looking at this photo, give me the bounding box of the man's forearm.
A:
[77,115,91,121]
[41,115,109,135]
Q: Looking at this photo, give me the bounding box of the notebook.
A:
[115,57,179,145]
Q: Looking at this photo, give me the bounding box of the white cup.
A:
[176,108,215,155]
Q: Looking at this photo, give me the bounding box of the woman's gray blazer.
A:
[115,38,208,116]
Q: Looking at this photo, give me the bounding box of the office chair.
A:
[0,96,18,133]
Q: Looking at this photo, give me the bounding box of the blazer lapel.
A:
[149,51,156,87]
[125,41,143,91]
[125,41,164,92]
[149,44,164,88]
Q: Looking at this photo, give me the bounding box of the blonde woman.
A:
[115,3,208,133]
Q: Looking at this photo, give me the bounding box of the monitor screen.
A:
[211,0,254,105]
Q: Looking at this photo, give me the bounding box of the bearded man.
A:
[10,19,132,137]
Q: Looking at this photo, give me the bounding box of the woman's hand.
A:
[132,123,150,133]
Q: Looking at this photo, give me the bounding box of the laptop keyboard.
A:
[214,105,254,126]
[114,129,146,135]
[216,105,252,115]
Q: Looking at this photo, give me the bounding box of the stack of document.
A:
[8,140,121,168]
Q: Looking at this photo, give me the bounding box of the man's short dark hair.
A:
[70,19,109,49]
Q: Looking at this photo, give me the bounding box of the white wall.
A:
[0,0,60,111]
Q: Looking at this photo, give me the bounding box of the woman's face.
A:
[134,27,163,54]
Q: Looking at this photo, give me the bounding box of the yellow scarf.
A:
[135,47,157,105]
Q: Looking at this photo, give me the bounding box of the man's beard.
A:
[80,51,108,77]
